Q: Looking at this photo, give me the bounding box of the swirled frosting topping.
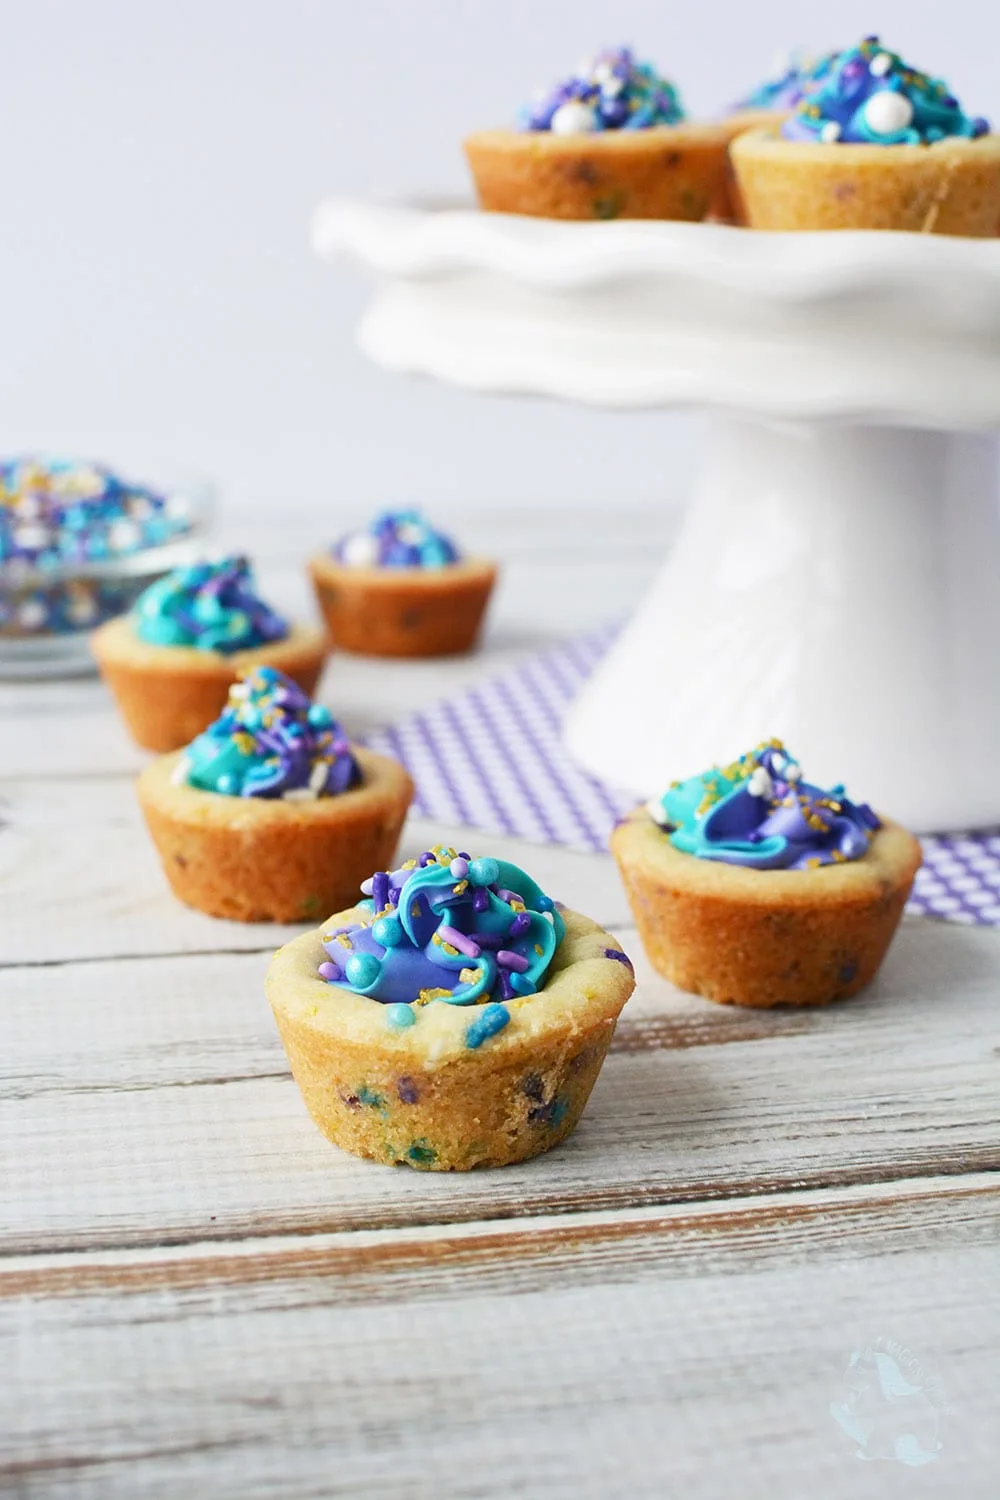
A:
[134,556,288,653]
[648,739,879,871]
[176,666,358,800]
[0,455,191,573]
[732,50,835,113]
[521,47,684,134]
[782,37,990,145]
[334,510,460,570]
[320,847,566,1039]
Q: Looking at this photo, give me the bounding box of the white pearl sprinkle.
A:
[869,52,893,77]
[785,762,803,784]
[396,521,426,546]
[550,100,598,136]
[748,767,774,800]
[12,523,50,551]
[341,531,381,568]
[17,598,48,629]
[863,89,914,136]
[820,121,842,143]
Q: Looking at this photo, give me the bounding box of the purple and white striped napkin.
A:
[364,624,1000,928]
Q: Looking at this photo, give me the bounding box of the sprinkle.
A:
[604,948,634,969]
[372,871,390,912]
[508,912,531,938]
[458,966,480,984]
[318,960,342,981]
[437,924,481,959]
[465,1003,510,1050]
[385,1003,415,1031]
[417,987,453,1004]
[497,949,530,972]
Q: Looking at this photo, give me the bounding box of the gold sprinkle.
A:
[459,967,479,984]
[452,879,469,895]
[416,987,453,1005]
[534,944,543,956]
[335,933,353,949]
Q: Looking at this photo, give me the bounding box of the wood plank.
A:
[4,1180,998,1498]
[2,919,996,1253]
[0,796,631,965]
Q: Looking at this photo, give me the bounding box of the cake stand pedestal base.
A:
[564,417,1000,833]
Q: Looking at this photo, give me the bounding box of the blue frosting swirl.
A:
[648,740,880,871]
[334,510,460,570]
[521,47,684,134]
[782,37,990,145]
[319,847,566,1029]
[135,556,288,653]
[732,50,835,113]
[179,666,358,800]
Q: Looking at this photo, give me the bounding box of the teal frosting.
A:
[782,37,990,145]
[135,555,288,653]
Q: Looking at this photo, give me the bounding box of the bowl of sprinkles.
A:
[0,456,212,677]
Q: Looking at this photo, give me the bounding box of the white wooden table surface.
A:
[3,510,998,1500]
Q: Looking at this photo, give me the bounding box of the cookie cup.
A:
[730,127,1000,234]
[464,124,734,221]
[265,907,635,1170]
[612,808,922,1008]
[92,616,330,752]
[137,747,414,923]
[308,554,496,658]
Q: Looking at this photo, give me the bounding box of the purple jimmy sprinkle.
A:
[496,887,522,905]
[497,949,530,973]
[499,970,516,1001]
[472,886,490,914]
[419,851,438,867]
[437,924,481,959]
[372,871,390,911]
[508,912,531,938]
[604,948,634,970]
[473,931,505,951]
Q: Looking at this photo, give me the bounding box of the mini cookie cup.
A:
[464,124,735,221]
[730,127,1000,234]
[138,747,414,923]
[308,554,496,658]
[265,907,635,1170]
[612,807,922,1008]
[92,616,330,752]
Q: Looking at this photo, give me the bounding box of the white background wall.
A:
[1,0,995,524]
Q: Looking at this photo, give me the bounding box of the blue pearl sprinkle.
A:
[469,857,500,888]
[372,915,403,948]
[385,1003,416,1030]
[345,953,381,989]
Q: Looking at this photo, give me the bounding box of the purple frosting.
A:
[181,666,358,800]
[649,740,880,871]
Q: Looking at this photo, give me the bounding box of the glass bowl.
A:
[0,467,214,679]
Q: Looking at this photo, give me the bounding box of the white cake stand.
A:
[315,197,1000,832]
